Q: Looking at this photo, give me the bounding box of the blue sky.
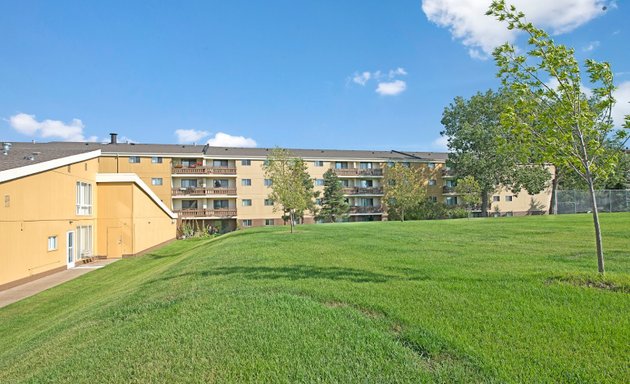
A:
[1,1,628,151]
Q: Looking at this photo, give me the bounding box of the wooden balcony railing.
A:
[174,209,237,218]
[333,168,384,177]
[342,187,384,195]
[172,166,237,175]
[172,187,237,196]
[348,206,383,214]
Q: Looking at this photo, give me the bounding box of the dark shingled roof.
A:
[0,142,99,172]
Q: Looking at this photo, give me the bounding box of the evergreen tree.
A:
[317,169,349,223]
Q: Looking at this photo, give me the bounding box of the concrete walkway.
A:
[0,259,120,309]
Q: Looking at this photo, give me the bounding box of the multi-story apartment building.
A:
[0,135,553,288]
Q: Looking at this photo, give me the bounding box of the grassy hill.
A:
[1,214,629,383]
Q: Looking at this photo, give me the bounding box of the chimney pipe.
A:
[109,133,118,144]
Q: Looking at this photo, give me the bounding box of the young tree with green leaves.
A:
[317,169,349,223]
[488,0,630,273]
[454,175,482,212]
[263,148,315,233]
[441,89,550,216]
[383,163,426,222]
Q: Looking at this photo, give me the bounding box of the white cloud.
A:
[432,136,449,151]
[175,129,209,144]
[7,113,92,141]
[206,132,257,147]
[612,81,630,128]
[388,67,408,78]
[352,71,371,86]
[375,80,407,96]
[582,40,600,52]
[422,0,610,59]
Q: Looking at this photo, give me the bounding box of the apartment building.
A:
[0,137,552,288]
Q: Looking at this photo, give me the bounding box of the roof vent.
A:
[2,142,11,155]
[109,133,118,144]
[24,155,35,161]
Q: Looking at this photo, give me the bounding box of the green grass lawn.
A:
[1,214,629,383]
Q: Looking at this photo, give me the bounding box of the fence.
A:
[556,190,630,214]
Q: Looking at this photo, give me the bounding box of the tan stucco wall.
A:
[97,182,175,257]
[99,155,173,207]
[0,159,98,287]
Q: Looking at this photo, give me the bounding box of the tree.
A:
[454,175,482,212]
[317,169,349,223]
[441,89,550,216]
[383,163,426,222]
[263,148,315,233]
[488,0,630,273]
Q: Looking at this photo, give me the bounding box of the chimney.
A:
[2,142,11,155]
[109,133,118,144]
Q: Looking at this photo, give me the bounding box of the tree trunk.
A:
[586,178,605,273]
[481,191,489,217]
[290,210,295,233]
[549,171,559,215]
[401,208,405,222]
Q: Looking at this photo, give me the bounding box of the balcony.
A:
[174,208,237,218]
[172,166,237,175]
[349,205,383,214]
[342,187,384,195]
[442,186,457,194]
[333,168,384,177]
[441,169,456,177]
[172,187,237,196]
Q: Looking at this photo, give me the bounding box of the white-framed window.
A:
[242,219,252,227]
[76,182,92,215]
[264,219,274,226]
[241,179,252,186]
[445,196,458,206]
[505,195,513,202]
[241,160,251,166]
[264,179,273,187]
[151,157,162,164]
[151,178,163,186]
[428,162,436,169]
[493,196,500,202]
[335,162,349,169]
[182,200,198,209]
[314,161,324,167]
[428,179,437,186]
[359,162,372,169]
[77,226,93,259]
[242,199,252,206]
[264,199,274,206]
[48,236,58,251]
[213,160,228,167]
[315,179,325,186]
[129,156,141,163]
[181,179,197,188]
[429,196,438,203]
[213,200,229,209]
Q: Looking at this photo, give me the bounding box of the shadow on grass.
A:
[145,264,431,285]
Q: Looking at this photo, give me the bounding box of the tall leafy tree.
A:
[317,169,349,223]
[383,163,426,222]
[263,148,315,233]
[441,89,550,217]
[488,0,630,273]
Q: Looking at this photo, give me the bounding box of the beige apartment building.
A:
[0,136,552,288]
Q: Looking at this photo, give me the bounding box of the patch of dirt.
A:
[546,276,629,293]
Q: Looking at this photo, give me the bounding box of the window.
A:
[77,226,93,259]
[314,161,324,167]
[429,196,438,203]
[151,157,163,164]
[428,162,436,169]
[263,160,270,166]
[315,198,322,205]
[445,180,457,188]
[264,199,274,206]
[387,161,395,167]
[181,179,198,188]
[242,219,252,227]
[241,179,252,186]
[241,160,251,166]
[213,179,229,188]
[428,179,437,186]
[315,179,325,186]
[493,196,500,202]
[182,200,198,209]
[213,160,228,167]
[181,159,197,167]
[213,200,229,209]
[357,198,374,207]
[359,162,372,169]
[242,199,252,206]
[48,236,57,251]
[401,162,410,168]
[129,156,141,163]
[359,180,373,187]
[335,162,349,169]
[445,196,458,206]
[151,178,163,186]
[506,211,514,217]
[265,219,275,226]
[76,182,92,215]
[341,179,351,187]
[505,195,513,202]
[264,179,273,187]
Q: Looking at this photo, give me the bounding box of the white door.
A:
[67,231,75,268]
